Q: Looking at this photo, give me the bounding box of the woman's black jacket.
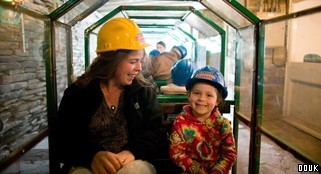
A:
[53,79,169,171]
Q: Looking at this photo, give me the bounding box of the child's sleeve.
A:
[169,116,202,173]
[211,119,237,174]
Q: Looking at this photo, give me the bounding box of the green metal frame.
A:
[258,5,321,166]
[82,7,248,174]
[229,0,261,24]
[248,22,262,174]
[177,27,196,41]
[1,0,285,173]
[83,6,228,75]
[137,24,174,28]
[65,24,74,86]
[73,2,321,174]
[177,27,197,61]
[49,0,83,20]
[212,1,261,173]
[0,0,50,20]
[68,0,108,26]
[84,6,195,69]
[130,16,183,20]
[44,20,61,173]
[0,1,54,172]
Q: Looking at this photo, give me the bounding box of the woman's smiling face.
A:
[188,83,219,121]
[112,49,144,86]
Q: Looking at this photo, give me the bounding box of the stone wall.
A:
[0,9,48,161]
[0,0,101,164]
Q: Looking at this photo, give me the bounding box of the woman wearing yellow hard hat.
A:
[55,18,181,174]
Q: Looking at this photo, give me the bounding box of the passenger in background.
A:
[160,58,194,95]
[148,49,161,59]
[170,58,194,86]
[141,51,158,92]
[156,41,166,53]
[54,18,176,174]
[145,49,159,70]
[148,45,187,82]
[169,65,237,174]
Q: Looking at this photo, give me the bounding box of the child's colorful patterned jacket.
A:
[169,105,237,174]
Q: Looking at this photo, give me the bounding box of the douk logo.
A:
[298,164,319,172]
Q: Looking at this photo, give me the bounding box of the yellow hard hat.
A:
[96,18,150,53]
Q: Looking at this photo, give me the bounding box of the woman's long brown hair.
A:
[75,50,151,88]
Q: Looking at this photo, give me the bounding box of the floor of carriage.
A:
[1,122,307,174]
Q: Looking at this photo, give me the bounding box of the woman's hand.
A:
[116,150,135,165]
[91,151,123,174]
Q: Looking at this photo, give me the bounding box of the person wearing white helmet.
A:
[54,18,180,174]
[169,65,236,174]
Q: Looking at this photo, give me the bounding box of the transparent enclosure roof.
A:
[49,0,258,41]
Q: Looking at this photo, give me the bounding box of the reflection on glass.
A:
[261,11,321,164]
[0,7,47,163]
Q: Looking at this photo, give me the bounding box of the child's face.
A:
[188,83,219,121]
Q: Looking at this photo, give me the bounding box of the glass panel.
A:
[0,8,47,162]
[237,122,251,173]
[197,36,221,68]
[198,9,228,29]
[71,11,104,77]
[168,30,186,44]
[144,33,172,45]
[235,26,256,121]
[89,32,98,65]
[133,18,177,26]
[236,0,288,20]
[201,0,253,28]
[57,0,100,24]
[96,0,206,16]
[258,133,304,173]
[51,0,97,14]
[290,0,321,13]
[225,26,237,101]
[245,0,287,20]
[260,10,321,164]
[141,28,172,33]
[141,27,172,41]
[54,23,69,103]
[185,12,220,37]
[195,26,236,101]
[5,0,52,15]
[185,12,236,100]
[125,10,188,18]
[126,9,193,50]
[169,28,193,43]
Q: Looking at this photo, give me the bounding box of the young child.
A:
[169,65,237,174]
